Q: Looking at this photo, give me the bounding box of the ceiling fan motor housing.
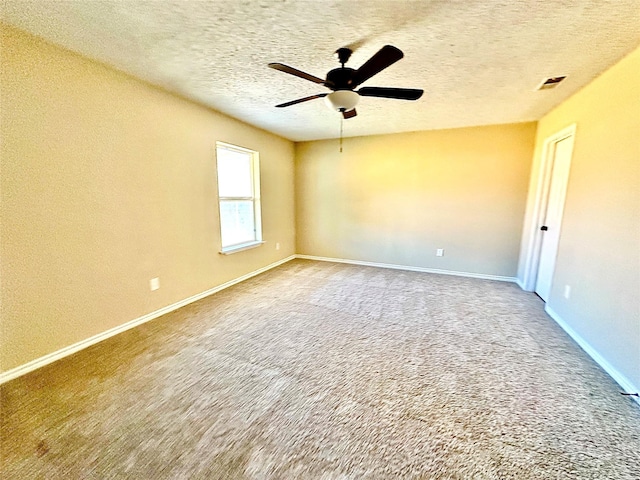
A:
[325,68,356,90]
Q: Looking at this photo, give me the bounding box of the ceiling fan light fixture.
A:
[324,90,359,112]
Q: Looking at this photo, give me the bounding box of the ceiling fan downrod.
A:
[335,47,353,67]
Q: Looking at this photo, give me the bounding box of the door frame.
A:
[520,123,576,292]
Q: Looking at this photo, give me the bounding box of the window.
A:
[216,142,262,253]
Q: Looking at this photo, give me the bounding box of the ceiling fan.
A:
[268,45,424,119]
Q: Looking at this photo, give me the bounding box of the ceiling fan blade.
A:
[268,63,326,84]
[352,45,404,87]
[358,87,424,100]
[275,93,327,108]
[342,108,357,119]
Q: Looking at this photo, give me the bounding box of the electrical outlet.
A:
[564,285,571,299]
[275,242,280,250]
[436,248,444,257]
[150,277,160,291]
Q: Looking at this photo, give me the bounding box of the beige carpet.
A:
[2,259,639,479]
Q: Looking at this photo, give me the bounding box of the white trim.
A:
[295,255,517,283]
[520,123,576,292]
[545,306,640,406]
[0,255,295,385]
[219,240,265,255]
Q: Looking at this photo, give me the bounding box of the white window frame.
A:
[215,141,263,254]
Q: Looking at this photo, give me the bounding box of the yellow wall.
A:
[519,46,640,388]
[0,25,296,372]
[296,123,537,277]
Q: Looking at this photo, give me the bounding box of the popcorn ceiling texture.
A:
[2,0,639,141]
[2,260,639,478]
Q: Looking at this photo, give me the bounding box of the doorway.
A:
[520,124,576,299]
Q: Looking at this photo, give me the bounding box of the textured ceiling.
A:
[2,0,640,141]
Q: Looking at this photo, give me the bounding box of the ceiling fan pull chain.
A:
[340,115,344,153]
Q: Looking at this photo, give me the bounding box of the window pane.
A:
[217,148,253,197]
[219,200,256,247]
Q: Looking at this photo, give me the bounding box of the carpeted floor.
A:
[2,259,639,479]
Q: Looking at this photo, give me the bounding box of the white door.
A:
[535,135,574,301]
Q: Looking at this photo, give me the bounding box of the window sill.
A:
[219,241,265,255]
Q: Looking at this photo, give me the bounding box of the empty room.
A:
[1,1,639,478]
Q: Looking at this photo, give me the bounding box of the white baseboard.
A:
[295,254,517,283]
[0,255,295,385]
[545,306,640,406]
